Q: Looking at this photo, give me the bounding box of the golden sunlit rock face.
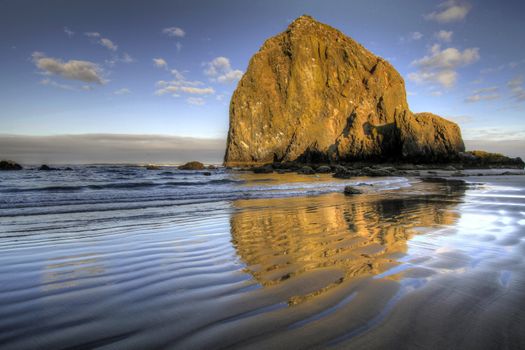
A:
[230,186,462,304]
[224,15,465,165]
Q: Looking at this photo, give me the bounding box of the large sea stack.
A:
[224,15,465,166]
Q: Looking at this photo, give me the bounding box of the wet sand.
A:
[0,173,524,349]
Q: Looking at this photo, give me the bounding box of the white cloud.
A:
[507,75,525,102]
[158,86,215,95]
[187,97,205,105]
[105,53,135,67]
[64,27,75,38]
[465,87,500,103]
[408,70,457,88]
[32,52,105,84]
[410,32,424,40]
[445,115,473,124]
[170,69,185,80]
[114,88,131,95]
[435,30,453,42]
[120,53,134,63]
[408,44,479,88]
[162,27,185,38]
[85,32,100,38]
[176,42,182,52]
[100,38,118,51]
[85,32,118,51]
[40,78,75,91]
[153,58,168,68]
[155,70,215,97]
[412,44,479,70]
[204,56,243,84]
[425,0,471,23]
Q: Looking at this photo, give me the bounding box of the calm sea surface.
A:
[1,166,524,349]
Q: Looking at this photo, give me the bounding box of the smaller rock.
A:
[316,165,332,173]
[179,161,205,170]
[362,167,392,177]
[333,167,361,179]
[253,164,274,173]
[0,160,23,171]
[64,167,74,171]
[344,186,362,195]
[207,165,217,170]
[39,164,57,171]
[203,172,212,176]
[146,165,161,170]
[297,166,315,175]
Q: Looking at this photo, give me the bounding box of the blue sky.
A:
[0,0,524,162]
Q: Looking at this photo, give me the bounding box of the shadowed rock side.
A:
[224,15,465,166]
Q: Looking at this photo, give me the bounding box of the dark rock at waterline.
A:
[203,172,212,176]
[146,165,161,170]
[297,166,315,175]
[460,151,525,168]
[39,164,58,171]
[179,161,205,170]
[344,186,362,195]
[0,160,23,171]
[333,167,361,179]
[207,165,217,170]
[316,165,332,173]
[253,165,274,174]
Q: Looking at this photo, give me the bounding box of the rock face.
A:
[224,15,465,166]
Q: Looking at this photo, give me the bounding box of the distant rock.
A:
[179,161,205,170]
[207,165,217,170]
[38,164,57,171]
[460,151,525,168]
[0,160,22,171]
[344,186,362,195]
[224,15,465,166]
[146,165,161,170]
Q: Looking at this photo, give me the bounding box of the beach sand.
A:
[0,171,524,349]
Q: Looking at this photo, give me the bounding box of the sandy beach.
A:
[1,168,524,349]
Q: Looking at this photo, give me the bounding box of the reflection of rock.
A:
[230,181,464,303]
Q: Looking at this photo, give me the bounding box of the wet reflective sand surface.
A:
[1,174,524,349]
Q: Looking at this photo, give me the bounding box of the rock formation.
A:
[224,15,465,166]
[179,161,205,170]
[0,160,22,170]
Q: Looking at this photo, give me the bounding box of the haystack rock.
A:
[224,15,465,166]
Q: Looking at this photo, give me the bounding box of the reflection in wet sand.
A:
[231,183,462,305]
[2,176,525,350]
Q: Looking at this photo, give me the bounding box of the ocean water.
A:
[1,166,524,349]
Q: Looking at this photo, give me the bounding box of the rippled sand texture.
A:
[1,176,524,349]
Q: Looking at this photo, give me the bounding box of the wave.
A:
[0,179,245,193]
